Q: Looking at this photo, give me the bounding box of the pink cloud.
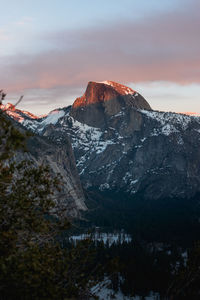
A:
[0,0,199,103]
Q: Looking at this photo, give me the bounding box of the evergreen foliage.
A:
[167,242,200,299]
[0,90,6,103]
[0,109,99,299]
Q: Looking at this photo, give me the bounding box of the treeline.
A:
[84,188,200,246]
[83,238,200,299]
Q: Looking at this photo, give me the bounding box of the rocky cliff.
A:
[0,111,86,217]
[71,81,151,128]
[24,134,86,217]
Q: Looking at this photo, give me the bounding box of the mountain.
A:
[3,80,200,224]
[7,81,200,201]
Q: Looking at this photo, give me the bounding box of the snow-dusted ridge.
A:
[67,116,117,169]
[21,109,66,132]
[0,103,40,123]
[140,109,200,136]
[39,109,65,127]
[3,100,200,140]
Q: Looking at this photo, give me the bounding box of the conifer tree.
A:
[0,104,100,299]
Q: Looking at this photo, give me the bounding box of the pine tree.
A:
[167,242,200,299]
[0,107,100,299]
[0,90,6,104]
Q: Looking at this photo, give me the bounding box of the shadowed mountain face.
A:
[24,134,87,217]
[4,81,200,204]
[0,112,86,218]
[70,81,151,128]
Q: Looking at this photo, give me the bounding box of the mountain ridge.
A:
[2,80,200,204]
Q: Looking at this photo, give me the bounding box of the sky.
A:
[0,0,199,115]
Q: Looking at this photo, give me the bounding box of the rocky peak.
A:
[71,81,152,127]
[72,81,136,108]
[0,102,15,111]
[0,102,39,123]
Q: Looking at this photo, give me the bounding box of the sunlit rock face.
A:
[70,81,151,128]
[0,102,40,123]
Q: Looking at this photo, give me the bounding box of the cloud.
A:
[14,17,34,26]
[0,29,9,41]
[0,0,199,112]
[131,81,200,113]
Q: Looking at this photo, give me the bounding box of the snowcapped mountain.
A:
[3,81,200,201]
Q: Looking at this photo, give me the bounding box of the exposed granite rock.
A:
[24,135,86,217]
[70,81,151,128]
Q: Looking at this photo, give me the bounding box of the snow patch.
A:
[68,116,119,168]
[140,110,193,136]
[99,183,110,191]
[130,179,138,185]
[70,231,132,247]
[39,110,65,127]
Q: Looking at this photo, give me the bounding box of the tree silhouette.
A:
[0,107,100,299]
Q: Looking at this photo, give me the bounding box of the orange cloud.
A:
[180,112,200,116]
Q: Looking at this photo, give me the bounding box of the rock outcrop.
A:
[70,81,151,128]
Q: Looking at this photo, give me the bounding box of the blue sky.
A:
[0,0,199,114]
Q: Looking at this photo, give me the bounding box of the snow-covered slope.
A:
[22,109,65,132]
[140,109,200,136]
